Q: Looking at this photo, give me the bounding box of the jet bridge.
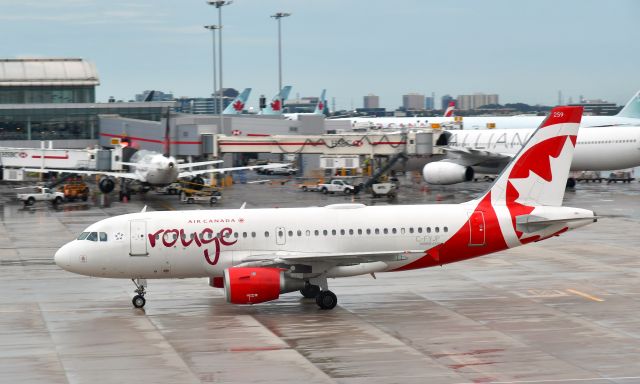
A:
[212,130,445,157]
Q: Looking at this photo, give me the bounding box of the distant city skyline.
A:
[2,0,638,110]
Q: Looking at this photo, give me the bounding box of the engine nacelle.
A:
[423,162,474,185]
[223,267,305,305]
[98,177,115,193]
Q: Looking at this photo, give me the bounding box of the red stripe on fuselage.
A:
[393,192,508,271]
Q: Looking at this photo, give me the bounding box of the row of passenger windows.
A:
[77,232,108,242]
[578,139,637,144]
[154,226,449,242]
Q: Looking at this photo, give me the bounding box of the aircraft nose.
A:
[54,244,70,269]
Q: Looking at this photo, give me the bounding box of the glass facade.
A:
[0,104,171,141]
[0,86,95,104]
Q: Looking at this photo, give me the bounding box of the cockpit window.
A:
[77,232,89,240]
[86,232,98,242]
[99,232,107,242]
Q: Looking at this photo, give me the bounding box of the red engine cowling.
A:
[223,268,305,305]
[209,277,224,288]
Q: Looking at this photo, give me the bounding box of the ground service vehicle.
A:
[318,179,357,194]
[60,181,89,201]
[17,187,65,206]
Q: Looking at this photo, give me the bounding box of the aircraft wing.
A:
[236,249,426,267]
[176,160,224,169]
[22,168,143,181]
[178,163,289,178]
[442,147,513,166]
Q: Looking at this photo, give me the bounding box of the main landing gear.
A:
[132,278,147,309]
[300,282,337,310]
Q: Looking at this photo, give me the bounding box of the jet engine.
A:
[98,176,116,193]
[223,267,305,305]
[422,162,474,185]
[191,176,205,190]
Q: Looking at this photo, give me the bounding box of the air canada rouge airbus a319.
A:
[54,106,596,310]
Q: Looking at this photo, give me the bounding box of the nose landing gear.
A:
[132,278,147,309]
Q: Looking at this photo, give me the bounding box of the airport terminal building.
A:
[0,58,172,148]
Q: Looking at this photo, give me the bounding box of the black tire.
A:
[132,295,146,309]
[187,198,194,204]
[81,194,88,202]
[566,178,576,188]
[300,284,321,299]
[316,291,337,310]
[53,196,63,205]
[27,197,35,206]
[209,197,217,205]
[301,186,308,192]
[321,188,328,195]
[344,188,352,195]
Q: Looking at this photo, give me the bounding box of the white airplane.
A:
[345,90,640,129]
[54,106,596,310]
[423,125,640,185]
[25,149,282,199]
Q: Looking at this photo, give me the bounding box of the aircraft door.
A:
[467,211,486,246]
[276,227,286,245]
[130,220,148,256]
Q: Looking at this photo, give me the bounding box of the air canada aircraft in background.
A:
[423,124,640,185]
[284,89,327,120]
[345,89,640,130]
[54,106,596,310]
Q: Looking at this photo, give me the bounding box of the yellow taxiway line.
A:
[566,288,604,302]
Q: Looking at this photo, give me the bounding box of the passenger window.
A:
[242,232,247,238]
[427,227,431,233]
[417,227,423,233]
[288,230,293,237]
[340,229,345,235]
[375,228,380,234]
[306,230,311,236]
[366,228,371,235]
[278,230,283,237]
[99,232,107,242]
[383,228,388,234]
[297,230,302,236]
[357,229,362,235]
[409,227,414,234]
[265,231,270,237]
[392,228,397,234]
[234,232,239,238]
[173,233,178,240]
[400,228,405,235]
[323,230,328,236]
[332,229,337,235]
[443,226,448,233]
[435,227,440,233]
[77,232,89,240]
[314,230,319,236]
[87,232,98,242]
[349,229,354,235]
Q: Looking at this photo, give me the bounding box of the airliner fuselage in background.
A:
[54,106,596,311]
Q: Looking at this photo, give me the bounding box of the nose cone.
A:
[54,243,71,270]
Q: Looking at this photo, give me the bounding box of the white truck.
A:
[17,187,65,206]
[318,179,357,195]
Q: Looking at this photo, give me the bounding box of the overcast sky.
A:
[2,0,639,109]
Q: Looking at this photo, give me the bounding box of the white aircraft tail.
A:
[483,106,583,207]
[617,90,640,118]
[313,89,327,115]
[260,86,292,115]
[223,88,252,115]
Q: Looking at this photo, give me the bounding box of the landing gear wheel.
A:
[316,290,337,310]
[300,283,321,299]
[132,295,146,308]
[131,278,147,309]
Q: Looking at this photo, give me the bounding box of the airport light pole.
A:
[270,12,291,95]
[204,25,220,112]
[207,0,233,131]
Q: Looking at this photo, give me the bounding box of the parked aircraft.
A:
[346,90,640,129]
[284,89,327,120]
[54,106,595,310]
[259,86,292,115]
[222,88,251,115]
[25,150,282,200]
[423,125,640,185]
[443,101,455,117]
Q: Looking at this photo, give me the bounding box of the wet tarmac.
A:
[1,177,640,383]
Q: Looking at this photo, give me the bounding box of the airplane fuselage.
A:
[445,127,640,171]
[55,203,594,280]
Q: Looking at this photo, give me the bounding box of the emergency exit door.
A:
[130,220,148,256]
[467,211,486,246]
[275,227,286,245]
